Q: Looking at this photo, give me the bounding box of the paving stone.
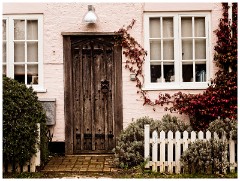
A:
[88,165,96,168]
[88,168,102,172]
[103,168,111,172]
[73,165,83,169]
[84,156,92,160]
[95,164,104,168]
[110,168,119,172]
[74,161,83,165]
[71,168,81,171]
[81,165,89,169]
[80,168,88,171]
[83,161,90,165]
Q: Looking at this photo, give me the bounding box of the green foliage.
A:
[180,139,229,174]
[158,114,192,132]
[113,115,191,168]
[208,117,237,140]
[3,77,48,172]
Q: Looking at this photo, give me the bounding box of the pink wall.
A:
[3,3,222,142]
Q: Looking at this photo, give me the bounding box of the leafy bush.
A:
[157,114,192,132]
[113,114,191,168]
[3,77,48,172]
[208,117,237,140]
[180,139,229,174]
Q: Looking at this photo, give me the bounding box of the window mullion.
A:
[174,15,179,84]
[25,19,28,84]
[160,17,163,82]
[192,17,196,82]
[205,15,209,81]
[8,17,14,79]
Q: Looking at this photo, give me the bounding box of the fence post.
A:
[152,130,158,172]
[144,124,150,168]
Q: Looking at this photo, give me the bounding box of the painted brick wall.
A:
[3,3,222,141]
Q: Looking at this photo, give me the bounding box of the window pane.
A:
[163,40,174,60]
[27,42,38,62]
[182,39,193,60]
[195,39,206,59]
[150,41,161,60]
[182,62,193,82]
[14,42,25,62]
[14,20,25,40]
[2,20,6,40]
[3,42,6,62]
[27,20,38,40]
[163,63,175,82]
[150,18,160,38]
[181,17,192,37]
[195,17,205,37]
[27,64,38,85]
[14,64,25,84]
[196,63,206,82]
[150,64,161,83]
[163,17,173,38]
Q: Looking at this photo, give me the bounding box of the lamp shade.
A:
[82,5,99,24]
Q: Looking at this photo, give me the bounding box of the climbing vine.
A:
[115,19,171,110]
[115,3,237,130]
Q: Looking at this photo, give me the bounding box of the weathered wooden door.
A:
[63,34,122,154]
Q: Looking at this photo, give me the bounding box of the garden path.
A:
[42,154,120,173]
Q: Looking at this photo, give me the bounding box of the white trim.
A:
[3,14,44,92]
[144,12,211,90]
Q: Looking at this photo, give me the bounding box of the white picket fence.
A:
[3,123,41,173]
[144,124,237,173]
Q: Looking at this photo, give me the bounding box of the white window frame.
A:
[143,12,211,90]
[3,14,45,92]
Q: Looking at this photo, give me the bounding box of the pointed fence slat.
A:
[168,131,173,173]
[144,124,237,174]
[159,130,165,172]
[206,131,211,140]
[183,131,188,152]
[144,124,150,168]
[175,131,181,174]
[152,130,158,171]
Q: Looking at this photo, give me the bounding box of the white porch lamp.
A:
[82,5,99,24]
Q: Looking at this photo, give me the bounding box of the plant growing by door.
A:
[115,19,172,110]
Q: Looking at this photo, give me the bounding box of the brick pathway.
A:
[43,154,120,172]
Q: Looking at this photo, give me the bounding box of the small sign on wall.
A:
[39,98,56,126]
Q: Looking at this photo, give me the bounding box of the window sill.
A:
[27,85,47,93]
[142,82,209,91]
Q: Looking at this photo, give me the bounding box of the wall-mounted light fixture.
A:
[82,5,99,24]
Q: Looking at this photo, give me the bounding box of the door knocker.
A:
[101,80,109,94]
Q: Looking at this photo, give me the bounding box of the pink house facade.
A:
[2,2,223,154]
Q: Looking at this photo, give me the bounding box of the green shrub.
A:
[180,139,229,174]
[3,77,48,172]
[158,114,192,132]
[113,114,191,168]
[208,117,237,140]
